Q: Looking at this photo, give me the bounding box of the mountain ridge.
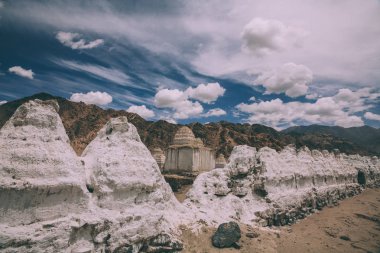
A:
[1,93,379,157]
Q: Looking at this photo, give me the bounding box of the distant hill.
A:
[1,93,379,157]
[283,125,380,156]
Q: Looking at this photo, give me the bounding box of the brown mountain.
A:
[1,93,379,158]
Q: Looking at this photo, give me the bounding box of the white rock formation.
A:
[0,99,88,226]
[184,145,380,227]
[0,101,187,253]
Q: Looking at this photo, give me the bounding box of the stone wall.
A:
[184,145,380,227]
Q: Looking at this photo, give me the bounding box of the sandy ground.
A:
[180,188,380,253]
[174,185,193,203]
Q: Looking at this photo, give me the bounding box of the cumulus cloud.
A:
[8,66,34,79]
[332,88,375,113]
[241,18,307,56]
[172,100,203,119]
[154,89,187,108]
[185,82,225,104]
[203,108,226,117]
[0,100,7,105]
[154,83,226,119]
[70,91,112,105]
[364,112,380,121]
[56,31,104,50]
[253,63,313,97]
[236,88,379,129]
[127,105,155,119]
[154,88,203,119]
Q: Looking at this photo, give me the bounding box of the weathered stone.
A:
[246,231,259,238]
[212,222,241,248]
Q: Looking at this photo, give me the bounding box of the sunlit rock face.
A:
[0,99,88,226]
[185,145,380,227]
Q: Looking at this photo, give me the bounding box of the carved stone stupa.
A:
[151,147,166,169]
[215,154,227,168]
[164,126,215,173]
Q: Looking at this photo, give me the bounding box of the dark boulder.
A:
[211,222,241,248]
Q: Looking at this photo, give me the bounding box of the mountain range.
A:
[1,93,379,158]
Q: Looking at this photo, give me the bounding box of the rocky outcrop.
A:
[0,100,186,253]
[185,145,380,227]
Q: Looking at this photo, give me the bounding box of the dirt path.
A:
[181,188,380,253]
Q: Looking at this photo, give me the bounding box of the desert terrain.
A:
[181,188,380,253]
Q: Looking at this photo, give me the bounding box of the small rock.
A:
[212,222,241,248]
[339,235,351,241]
[246,232,259,238]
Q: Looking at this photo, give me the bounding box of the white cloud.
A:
[364,112,380,121]
[249,96,256,102]
[8,1,380,92]
[55,60,139,88]
[203,108,226,117]
[185,82,225,104]
[241,18,307,56]
[70,91,112,105]
[126,105,155,119]
[154,89,187,108]
[305,93,318,100]
[56,31,104,50]
[332,88,375,113]
[154,88,204,119]
[0,100,7,105]
[154,83,226,119]
[173,100,204,119]
[8,66,34,79]
[236,88,379,129]
[254,63,313,97]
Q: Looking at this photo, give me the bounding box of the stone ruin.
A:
[163,126,215,174]
[1,99,380,252]
[0,100,187,253]
[184,145,380,227]
[0,100,88,226]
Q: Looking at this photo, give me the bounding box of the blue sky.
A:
[0,0,379,128]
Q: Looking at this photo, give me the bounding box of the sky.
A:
[0,0,379,129]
